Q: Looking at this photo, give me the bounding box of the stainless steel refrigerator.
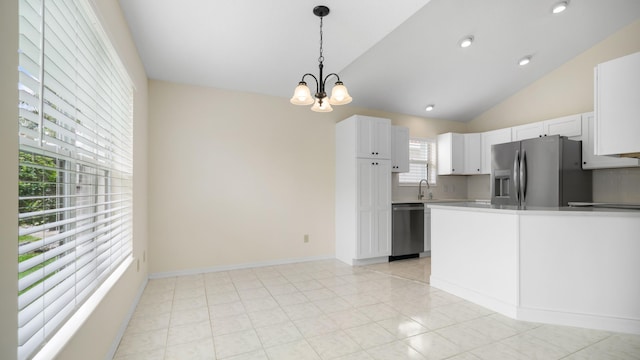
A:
[491,135,592,207]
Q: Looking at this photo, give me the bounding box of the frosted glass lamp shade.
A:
[290,82,314,105]
[328,82,352,105]
[311,98,333,112]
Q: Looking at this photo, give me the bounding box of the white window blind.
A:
[17,0,133,358]
[398,138,437,185]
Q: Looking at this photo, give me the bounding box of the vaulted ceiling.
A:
[119,0,640,121]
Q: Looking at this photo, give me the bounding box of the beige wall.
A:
[147,81,466,274]
[1,1,148,359]
[467,19,640,132]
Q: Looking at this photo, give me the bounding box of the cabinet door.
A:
[512,122,544,141]
[464,133,481,174]
[595,52,640,156]
[372,118,391,159]
[356,159,391,259]
[437,133,464,175]
[391,126,409,172]
[356,159,375,258]
[481,128,512,174]
[544,114,582,137]
[374,160,391,257]
[580,113,640,169]
[356,116,391,159]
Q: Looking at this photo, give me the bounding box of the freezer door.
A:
[491,141,520,205]
[521,136,561,207]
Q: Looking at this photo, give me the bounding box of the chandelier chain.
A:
[318,17,324,63]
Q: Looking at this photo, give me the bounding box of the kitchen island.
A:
[428,202,640,335]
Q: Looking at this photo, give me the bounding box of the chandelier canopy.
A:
[290,5,352,112]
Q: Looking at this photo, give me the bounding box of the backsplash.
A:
[392,173,468,202]
[421,168,640,204]
[592,167,640,203]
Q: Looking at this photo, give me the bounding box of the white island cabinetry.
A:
[429,203,640,335]
[336,115,392,265]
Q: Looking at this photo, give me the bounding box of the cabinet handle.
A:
[583,162,587,165]
[539,135,542,137]
[371,152,375,155]
[477,169,480,171]
[452,169,455,172]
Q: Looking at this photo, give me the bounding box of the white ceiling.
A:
[119,0,640,122]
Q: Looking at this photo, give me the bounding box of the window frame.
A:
[17,0,134,358]
[398,137,438,186]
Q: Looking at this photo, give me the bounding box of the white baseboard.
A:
[430,276,518,318]
[149,254,335,279]
[517,307,640,335]
[431,276,640,335]
[104,276,148,360]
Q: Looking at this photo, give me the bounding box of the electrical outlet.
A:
[304,234,309,243]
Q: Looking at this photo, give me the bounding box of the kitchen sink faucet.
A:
[419,179,432,200]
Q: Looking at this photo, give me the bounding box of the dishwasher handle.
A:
[392,205,425,211]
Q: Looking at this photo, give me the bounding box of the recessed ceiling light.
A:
[552,1,568,14]
[425,104,435,112]
[459,36,474,48]
[518,56,532,66]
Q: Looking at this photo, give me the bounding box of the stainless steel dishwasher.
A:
[391,203,424,259]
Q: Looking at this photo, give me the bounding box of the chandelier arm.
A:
[300,73,320,94]
[322,73,342,86]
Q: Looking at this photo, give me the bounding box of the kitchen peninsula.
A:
[428,202,640,335]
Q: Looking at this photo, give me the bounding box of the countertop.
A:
[426,201,640,216]
[391,198,484,204]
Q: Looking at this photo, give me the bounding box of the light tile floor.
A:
[113,258,640,360]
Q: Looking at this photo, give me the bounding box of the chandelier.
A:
[290,5,352,112]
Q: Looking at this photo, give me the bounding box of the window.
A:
[18,0,133,358]
[399,138,437,185]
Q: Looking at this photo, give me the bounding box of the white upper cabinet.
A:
[481,128,512,174]
[391,126,409,172]
[511,122,544,141]
[544,114,583,137]
[578,113,639,169]
[356,115,391,159]
[595,51,640,157]
[437,133,464,175]
[463,133,482,174]
[511,115,582,141]
[437,133,480,175]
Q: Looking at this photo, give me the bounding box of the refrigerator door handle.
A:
[513,150,520,203]
[520,150,527,205]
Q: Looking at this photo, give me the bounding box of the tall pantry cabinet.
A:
[336,115,391,265]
